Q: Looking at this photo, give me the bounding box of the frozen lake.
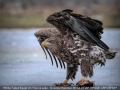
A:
[0,28,120,87]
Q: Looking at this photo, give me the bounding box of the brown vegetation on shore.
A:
[0,0,120,28]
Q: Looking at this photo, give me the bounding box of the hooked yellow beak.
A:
[41,41,50,48]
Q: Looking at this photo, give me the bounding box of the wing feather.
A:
[58,58,66,69]
[63,16,109,51]
[38,42,47,59]
[57,57,63,68]
[52,55,58,68]
[46,9,109,51]
[45,48,54,66]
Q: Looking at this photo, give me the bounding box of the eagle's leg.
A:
[54,64,78,86]
[76,76,94,86]
[76,59,95,86]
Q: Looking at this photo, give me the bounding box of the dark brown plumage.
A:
[46,9,109,51]
[34,9,117,86]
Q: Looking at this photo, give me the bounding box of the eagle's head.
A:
[41,37,62,55]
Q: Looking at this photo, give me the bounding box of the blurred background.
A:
[0,0,120,87]
[0,0,120,28]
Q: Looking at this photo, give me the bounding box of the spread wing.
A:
[46,9,109,51]
[63,16,109,51]
[63,10,109,51]
[34,29,65,69]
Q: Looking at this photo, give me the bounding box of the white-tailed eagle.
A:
[34,9,117,86]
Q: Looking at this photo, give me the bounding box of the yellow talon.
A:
[54,79,74,86]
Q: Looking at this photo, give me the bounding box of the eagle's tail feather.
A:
[105,51,117,59]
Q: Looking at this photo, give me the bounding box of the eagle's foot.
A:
[54,79,74,86]
[76,76,85,85]
[76,79,95,87]
[54,83,74,86]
